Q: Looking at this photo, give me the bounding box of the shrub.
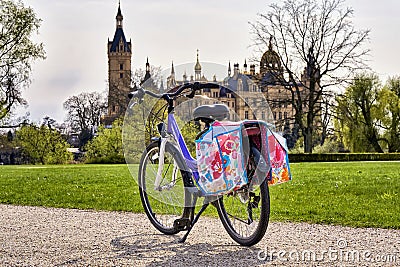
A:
[289,153,400,162]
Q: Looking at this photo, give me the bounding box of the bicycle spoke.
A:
[226,212,251,225]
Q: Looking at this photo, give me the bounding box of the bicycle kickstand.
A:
[178,200,209,243]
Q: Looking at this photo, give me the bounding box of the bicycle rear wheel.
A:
[215,149,270,246]
[138,141,187,235]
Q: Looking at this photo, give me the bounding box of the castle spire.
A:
[171,61,175,75]
[194,49,202,81]
[146,57,150,73]
[142,57,151,85]
[167,60,176,88]
[228,61,231,76]
[268,36,273,51]
[116,1,123,29]
[183,70,187,81]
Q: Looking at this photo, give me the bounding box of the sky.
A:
[19,0,400,123]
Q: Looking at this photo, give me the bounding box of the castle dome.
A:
[260,36,282,74]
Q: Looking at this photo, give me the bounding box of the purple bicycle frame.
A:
[166,113,200,180]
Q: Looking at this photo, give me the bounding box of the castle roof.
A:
[109,28,131,53]
[225,73,251,92]
[108,2,131,53]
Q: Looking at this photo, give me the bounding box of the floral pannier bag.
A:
[195,120,291,196]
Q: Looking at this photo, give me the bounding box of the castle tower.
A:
[194,50,202,81]
[167,61,176,88]
[104,2,132,125]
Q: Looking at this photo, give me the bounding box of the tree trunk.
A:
[303,128,313,153]
[367,128,384,153]
[320,124,327,146]
[389,117,400,152]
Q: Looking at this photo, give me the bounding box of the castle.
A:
[103,3,316,146]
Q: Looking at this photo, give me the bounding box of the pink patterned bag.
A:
[195,122,247,195]
[265,128,292,186]
[195,121,291,195]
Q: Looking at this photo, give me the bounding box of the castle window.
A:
[120,73,123,79]
[245,111,249,120]
[273,112,277,120]
[279,112,282,120]
[120,64,123,70]
[238,79,243,91]
[284,112,288,119]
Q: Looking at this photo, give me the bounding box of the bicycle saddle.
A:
[193,104,229,121]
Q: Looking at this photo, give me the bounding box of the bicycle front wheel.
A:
[216,152,270,246]
[138,141,187,235]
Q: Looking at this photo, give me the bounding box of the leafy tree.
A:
[85,119,124,163]
[250,0,369,153]
[16,124,72,164]
[63,91,106,147]
[0,0,46,121]
[379,77,400,152]
[335,74,384,152]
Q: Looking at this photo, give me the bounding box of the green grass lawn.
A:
[0,162,399,229]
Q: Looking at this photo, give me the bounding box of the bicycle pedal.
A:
[173,218,191,231]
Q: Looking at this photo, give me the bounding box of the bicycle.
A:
[126,82,285,246]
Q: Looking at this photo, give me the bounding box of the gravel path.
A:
[0,205,399,266]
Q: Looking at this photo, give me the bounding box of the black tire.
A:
[216,149,270,246]
[138,141,187,235]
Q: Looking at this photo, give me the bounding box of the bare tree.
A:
[132,65,162,89]
[63,91,107,146]
[0,0,46,121]
[250,0,369,152]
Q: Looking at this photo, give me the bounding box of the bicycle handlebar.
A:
[128,82,220,101]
